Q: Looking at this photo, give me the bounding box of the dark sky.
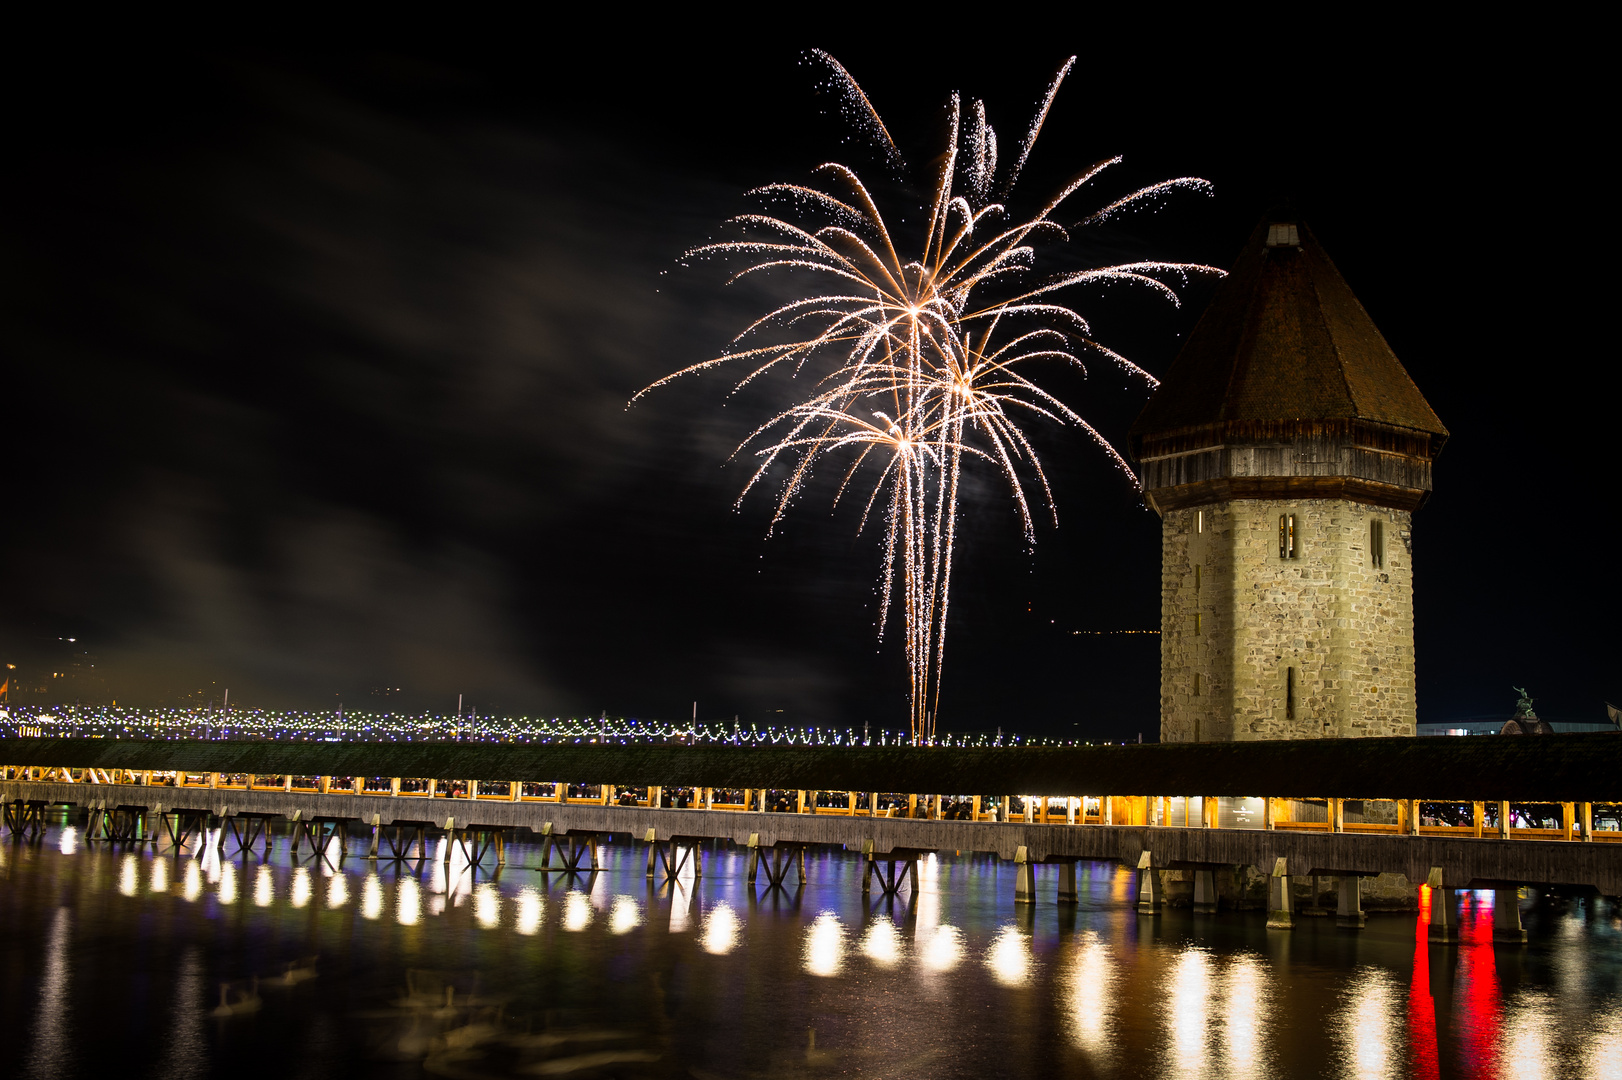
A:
[1,33,1611,736]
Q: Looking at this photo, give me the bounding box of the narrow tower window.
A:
[1197,509,1204,534]
[1370,519,1385,570]
[1279,514,1297,559]
[1193,612,1201,635]
[1285,666,1296,720]
[1193,673,1202,696]
[1194,564,1201,591]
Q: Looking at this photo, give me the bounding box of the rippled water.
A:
[3,816,1620,1079]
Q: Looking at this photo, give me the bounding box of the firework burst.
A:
[636,53,1222,742]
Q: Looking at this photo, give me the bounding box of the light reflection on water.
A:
[985,924,1031,986]
[860,915,903,967]
[1336,965,1400,1080]
[1,826,1619,1080]
[803,912,846,976]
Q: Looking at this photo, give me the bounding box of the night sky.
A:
[2,35,1611,737]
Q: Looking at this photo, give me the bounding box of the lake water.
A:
[2,815,1619,1079]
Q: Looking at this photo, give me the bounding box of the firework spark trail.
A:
[636,54,1222,742]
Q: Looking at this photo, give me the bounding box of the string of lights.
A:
[0,704,1125,747]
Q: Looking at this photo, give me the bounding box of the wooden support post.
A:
[427,778,438,798]
[796,790,806,814]
[209,772,220,789]
[1493,888,1526,943]
[746,833,761,884]
[1337,876,1366,929]
[1426,868,1455,944]
[1332,798,1345,834]
[1499,800,1512,839]
[1057,860,1077,904]
[1103,796,1114,826]
[282,775,292,792]
[1136,851,1162,913]
[796,845,806,884]
[1266,858,1293,929]
[1395,799,1407,834]
[1265,797,1278,831]
[539,822,553,867]
[1472,801,1484,839]
[847,791,857,816]
[1562,802,1575,842]
[861,840,875,893]
[907,856,918,894]
[319,776,331,794]
[972,795,982,822]
[367,815,381,859]
[645,828,661,879]
[1207,797,1220,830]
[1066,797,1076,826]
[1023,797,1033,824]
[907,793,918,819]
[1581,802,1593,842]
[1013,846,1036,905]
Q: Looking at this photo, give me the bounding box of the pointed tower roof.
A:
[1130,218,1447,452]
[1129,217,1447,514]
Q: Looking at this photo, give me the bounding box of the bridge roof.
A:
[6,735,1620,802]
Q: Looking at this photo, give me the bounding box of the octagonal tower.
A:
[1129,217,1447,742]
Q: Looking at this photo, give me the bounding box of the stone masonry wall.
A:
[1160,499,1417,742]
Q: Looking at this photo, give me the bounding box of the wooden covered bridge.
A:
[4,734,1620,941]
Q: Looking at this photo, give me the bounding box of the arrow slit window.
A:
[1278,514,1298,559]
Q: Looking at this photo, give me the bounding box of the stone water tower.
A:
[1129,217,1447,741]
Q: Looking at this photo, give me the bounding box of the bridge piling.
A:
[1426,868,1455,943]
[1136,851,1162,914]
[1493,889,1526,944]
[1336,876,1365,929]
[1266,858,1293,929]
[1193,869,1219,913]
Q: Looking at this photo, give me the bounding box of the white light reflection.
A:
[702,902,741,955]
[1332,965,1399,1080]
[182,861,203,902]
[563,890,593,932]
[1062,931,1115,1060]
[669,882,694,934]
[218,862,238,905]
[985,924,1032,986]
[1497,990,1558,1080]
[515,888,543,935]
[150,859,170,894]
[253,865,274,907]
[474,883,501,929]
[118,854,139,897]
[22,908,72,1078]
[859,916,903,968]
[803,913,847,977]
[58,825,78,855]
[1221,954,1267,1074]
[326,871,350,909]
[610,895,642,935]
[290,867,312,908]
[1581,1016,1622,1080]
[919,924,964,972]
[396,877,422,926]
[1166,947,1213,1076]
[360,874,383,920]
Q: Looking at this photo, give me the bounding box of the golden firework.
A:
[637,53,1222,742]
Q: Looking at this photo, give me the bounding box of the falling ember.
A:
[637,53,1220,741]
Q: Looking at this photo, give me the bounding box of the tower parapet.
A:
[1130,218,1447,742]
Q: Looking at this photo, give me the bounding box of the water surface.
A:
[3,815,1619,1078]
